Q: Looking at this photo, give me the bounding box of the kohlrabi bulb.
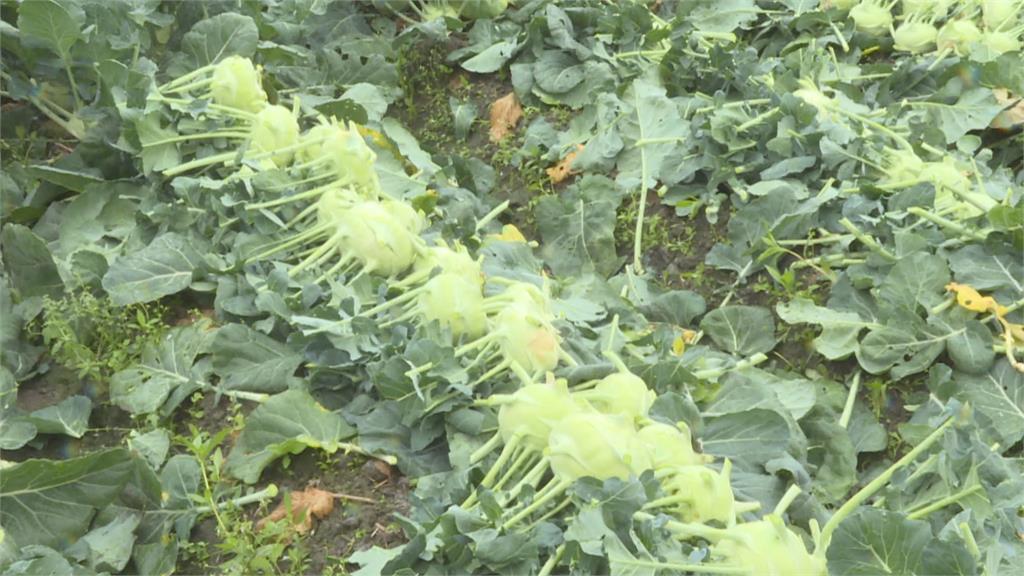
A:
[937,19,982,53]
[893,21,938,52]
[850,2,894,35]
[335,200,423,276]
[713,515,828,576]
[637,422,710,470]
[548,413,651,481]
[983,0,1020,31]
[661,464,736,524]
[250,105,300,167]
[581,372,656,422]
[497,381,582,450]
[980,30,1022,54]
[418,272,487,338]
[211,56,267,113]
[493,303,562,374]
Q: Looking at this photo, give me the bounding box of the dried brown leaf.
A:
[489,92,522,142]
[258,487,335,535]
[546,144,584,184]
[992,88,1024,130]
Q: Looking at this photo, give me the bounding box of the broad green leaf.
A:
[702,409,790,467]
[856,326,944,378]
[0,448,134,549]
[616,79,688,191]
[605,532,658,576]
[159,455,201,509]
[25,166,104,193]
[211,324,302,393]
[109,322,215,415]
[225,389,357,483]
[924,88,1005,144]
[640,290,706,326]
[700,305,777,356]
[928,314,995,375]
[102,232,204,305]
[181,12,259,67]
[947,245,1023,301]
[127,428,170,470]
[776,298,875,359]
[827,508,976,576]
[956,359,1024,448]
[341,83,389,123]
[532,50,585,93]
[54,184,138,260]
[877,253,950,313]
[0,224,64,299]
[134,113,180,174]
[347,545,402,576]
[801,406,857,503]
[16,0,81,60]
[462,40,517,74]
[687,0,759,33]
[28,395,91,438]
[69,513,140,573]
[2,546,75,576]
[536,175,627,278]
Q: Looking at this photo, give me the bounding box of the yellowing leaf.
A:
[946,282,1005,315]
[546,144,584,184]
[489,224,527,243]
[488,92,522,143]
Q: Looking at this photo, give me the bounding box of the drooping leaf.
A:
[27,395,91,438]
[955,359,1024,448]
[225,389,357,484]
[102,232,204,305]
[16,0,81,60]
[0,448,135,549]
[537,174,628,278]
[701,409,790,468]
[700,305,777,356]
[776,298,874,359]
[1,224,64,299]
[827,507,976,576]
[925,88,1005,144]
[181,12,259,66]
[211,324,302,393]
[109,322,215,415]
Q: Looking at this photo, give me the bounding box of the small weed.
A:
[176,425,308,576]
[30,289,168,383]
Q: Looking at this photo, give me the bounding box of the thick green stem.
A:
[773,484,802,516]
[470,433,504,465]
[906,485,983,520]
[818,415,956,552]
[193,483,278,514]
[143,131,250,147]
[501,479,570,529]
[476,200,510,231]
[537,543,566,576]
[163,150,239,177]
[839,372,860,429]
[907,207,988,241]
[839,218,896,261]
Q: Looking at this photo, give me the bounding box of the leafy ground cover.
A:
[1,0,1023,575]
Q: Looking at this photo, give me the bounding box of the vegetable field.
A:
[2,0,1023,574]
